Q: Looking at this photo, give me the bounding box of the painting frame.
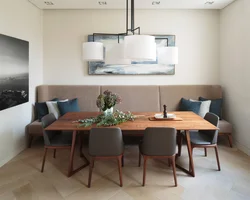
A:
[88,34,176,75]
[0,33,29,111]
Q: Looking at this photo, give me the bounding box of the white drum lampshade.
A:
[157,46,178,64]
[124,35,156,61]
[105,43,131,65]
[82,42,104,61]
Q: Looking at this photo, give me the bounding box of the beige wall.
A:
[43,9,220,85]
[0,0,43,166]
[220,0,250,155]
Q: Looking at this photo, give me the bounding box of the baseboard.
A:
[235,140,250,156]
[0,143,26,167]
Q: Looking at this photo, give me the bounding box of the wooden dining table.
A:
[45,111,218,177]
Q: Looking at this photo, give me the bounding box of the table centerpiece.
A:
[78,90,135,127]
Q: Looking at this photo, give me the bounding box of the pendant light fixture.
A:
[82,0,156,62]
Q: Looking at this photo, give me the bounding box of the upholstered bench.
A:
[27,85,233,148]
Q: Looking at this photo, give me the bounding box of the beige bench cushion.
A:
[37,85,100,112]
[101,86,160,112]
[159,85,222,111]
[219,120,233,133]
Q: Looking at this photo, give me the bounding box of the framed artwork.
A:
[0,33,29,111]
[88,35,176,75]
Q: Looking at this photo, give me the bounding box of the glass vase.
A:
[103,107,114,116]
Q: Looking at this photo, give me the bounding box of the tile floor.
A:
[0,138,249,200]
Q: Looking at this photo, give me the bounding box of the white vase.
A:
[103,107,113,116]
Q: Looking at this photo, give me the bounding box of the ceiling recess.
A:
[28,0,236,10]
[44,1,54,6]
[205,1,215,5]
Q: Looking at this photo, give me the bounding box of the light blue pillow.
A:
[57,98,80,116]
[179,98,201,115]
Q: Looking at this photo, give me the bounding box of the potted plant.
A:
[96,90,121,115]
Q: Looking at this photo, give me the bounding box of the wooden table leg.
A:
[176,130,195,177]
[68,130,89,177]
[186,130,195,176]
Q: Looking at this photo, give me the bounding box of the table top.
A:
[45,111,218,131]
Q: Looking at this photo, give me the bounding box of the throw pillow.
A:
[179,98,201,115]
[35,98,58,121]
[46,99,68,119]
[57,98,80,116]
[199,97,223,119]
[190,99,211,118]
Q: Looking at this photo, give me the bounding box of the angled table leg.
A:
[68,130,89,177]
[176,130,195,177]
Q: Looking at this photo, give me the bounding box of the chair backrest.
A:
[141,127,176,156]
[201,112,219,144]
[89,128,124,156]
[41,113,59,146]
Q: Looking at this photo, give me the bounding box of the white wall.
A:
[43,9,220,85]
[0,0,43,166]
[220,0,250,155]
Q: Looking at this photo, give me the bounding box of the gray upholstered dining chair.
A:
[188,112,221,171]
[139,127,177,187]
[88,127,124,188]
[40,113,73,172]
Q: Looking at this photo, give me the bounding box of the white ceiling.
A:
[28,0,236,10]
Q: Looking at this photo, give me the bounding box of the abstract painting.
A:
[88,35,175,75]
[0,34,29,111]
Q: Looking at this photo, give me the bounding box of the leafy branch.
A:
[78,110,135,127]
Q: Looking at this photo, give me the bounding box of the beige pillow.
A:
[190,99,211,118]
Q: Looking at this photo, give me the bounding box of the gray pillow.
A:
[190,99,211,118]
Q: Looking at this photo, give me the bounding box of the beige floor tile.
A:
[0,140,250,200]
[108,190,133,200]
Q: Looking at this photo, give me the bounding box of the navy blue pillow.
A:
[199,97,223,119]
[35,98,58,121]
[57,98,80,115]
[179,98,201,115]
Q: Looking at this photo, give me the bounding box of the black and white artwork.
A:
[0,34,29,111]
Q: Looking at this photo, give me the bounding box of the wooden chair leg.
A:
[214,146,221,171]
[122,155,124,167]
[88,157,94,188]
[227,134,233,148]
[204,148,207,157]
[53,149,56,158]
[41,148,48,172]
[142,156,148,186]
[171,156,177,187]
[138,152,141,167]
[117,156,123,187]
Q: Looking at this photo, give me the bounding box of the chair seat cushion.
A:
[219,120,232,133]
[28,120,43,135]
[190,131,212,145]
[49,131,72,146]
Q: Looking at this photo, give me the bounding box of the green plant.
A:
[78,110,134,127]
[96,90,121,111]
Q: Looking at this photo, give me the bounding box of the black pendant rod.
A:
[93,0,141,43]
[131,0,134,34]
